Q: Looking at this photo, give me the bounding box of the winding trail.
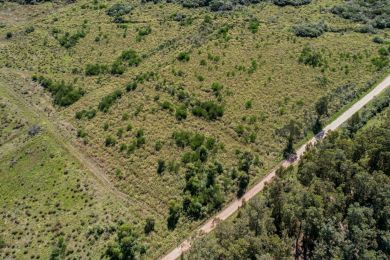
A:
[161,75,390,260]
[0,79,134,207]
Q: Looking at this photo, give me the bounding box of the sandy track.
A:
[161,75,390,260]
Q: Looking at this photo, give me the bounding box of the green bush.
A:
[85,63,109,76]
[273,0,311,6]
[125,82,137,92]
[245,100,252,109]
[105,224,145,259]
[237,172,249,197]
[5,32,12,39]
[167,201,181,230]
[298,46,325,68]
[137,25,152,41]
[371,56,389,71]
[292,22,327,38]
[119,49,141,66]
[98,90,123,112]
[58,30,86,49]
[110,61,126,75]
[331,0,390,30]
[105,136,116,147]
[135,129,145,147]
[106,3,132,17]
[172,131,191,148]
[161,101,175,112]
[248,18,260,33]
[182,164,224,219]
[192,101,224,120]
[190,133,205,150]
[50,237,67,260]
[177,52,190,62]
[144,218,155,234]
[155,140,163,151]
[75,108,96,120]
[76,129,87,138]
[175,106,187,121]
[157,159,166,174]
[211,82,223,97]
[116,128,124,138]
[33,75,85,107]
[182,151,200,164]
[25,26,35,34]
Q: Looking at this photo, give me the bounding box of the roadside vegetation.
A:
[0,0,389,258]
[189,102,390,259]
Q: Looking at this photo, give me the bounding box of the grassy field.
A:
[0,0,389,258]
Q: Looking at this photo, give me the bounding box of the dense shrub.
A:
[105,224,145,259]
[58,30,86,48]
[172,131,192,148]
[105,136,116,147]
[182,164,224,219]
[119,49,141,66]
[167,201,181,230]
[345,89,390,135]
[110,61,126,75]
[153,0,310,11]
[298,46,324,67]
[106,3,132,17]
[50,237,66,260]
[372,56,389,70]
[138,26,152,36]
[125,82,137,92]
[25,26,35,34]
[144,218,155,234]
[372,36,384,44]
[155,140,163,151]
[331,0,390,30]
[8,0,74,4]
[211,82,223,97]
[175,106,188,121]
[273,0,311,6]
[135,129,145,148]
[85,63,109,76]
[157,159,165,174]
[75,108,96,120]
[177,52,190,62]
[192,101,224,120]
[161,101,175,112]
[172,131,216,152]
[209,0,233,12]
[98,90,122,112]
[32,75,85,106]
[248,18,260,33]
[292,22,327,38]
[134,71,157,83]
[189,113,390,259]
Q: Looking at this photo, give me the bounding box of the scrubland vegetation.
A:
[189,95,390,259]
[0,0,389,258]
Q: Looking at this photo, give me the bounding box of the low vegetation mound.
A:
[292,21,328,38]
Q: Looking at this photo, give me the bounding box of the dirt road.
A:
[161,74,390,260]
[0,79,134,207]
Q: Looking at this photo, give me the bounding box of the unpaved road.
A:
[161,75,390,260]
